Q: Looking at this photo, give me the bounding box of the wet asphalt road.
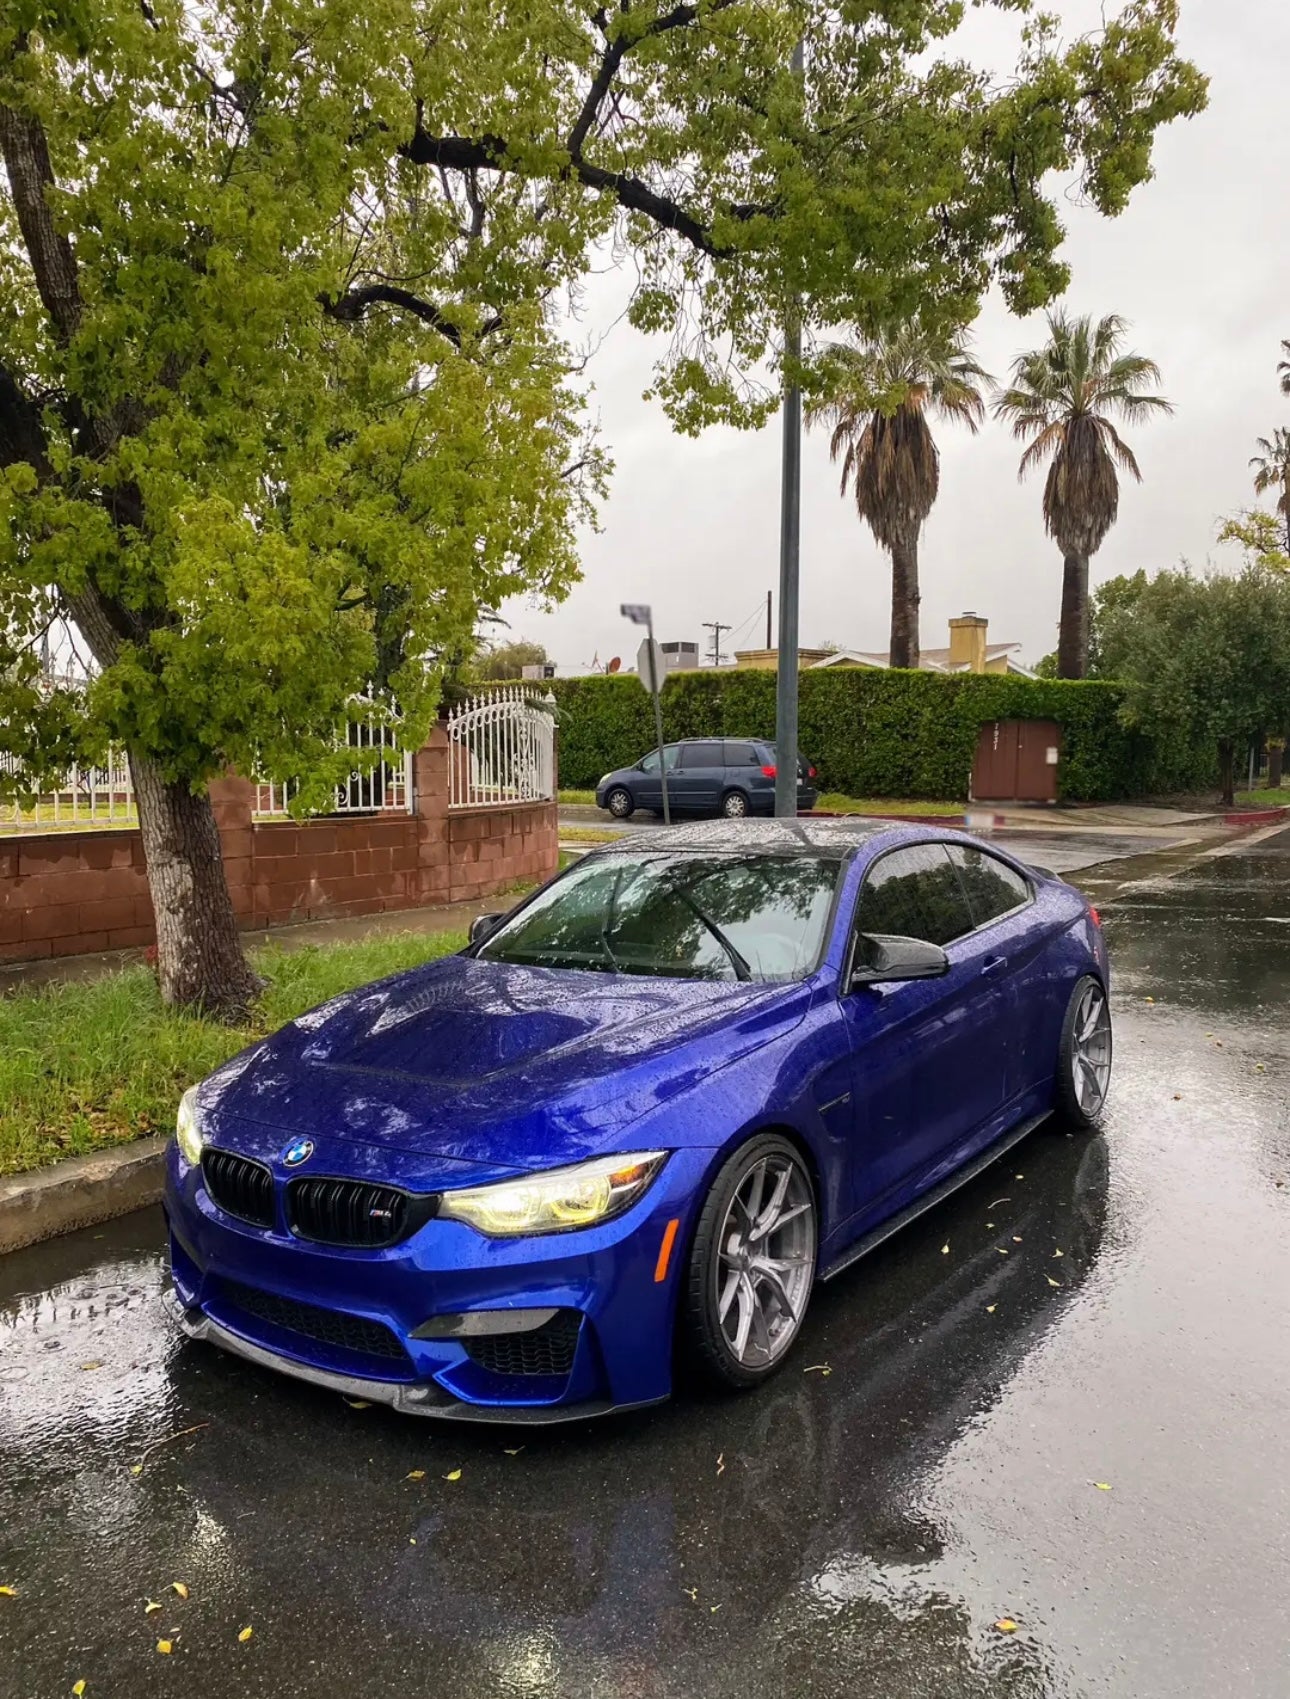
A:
[2,829,1288,1699]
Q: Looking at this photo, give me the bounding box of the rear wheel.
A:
[683,1135,817,1389]
[720,788,750,819]
[1055,976,1112,1129]
[604,786,634,820]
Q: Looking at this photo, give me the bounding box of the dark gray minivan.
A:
[594,739,818,820]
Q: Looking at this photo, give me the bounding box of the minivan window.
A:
[680,742,724,768]
[725,741,762,766]
[855,843,975,948]
[639,746,680,774]
[947,844,1031,926]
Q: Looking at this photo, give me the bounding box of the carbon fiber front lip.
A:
[162,1289,664,1426]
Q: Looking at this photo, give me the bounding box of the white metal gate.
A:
[446,686,555,809]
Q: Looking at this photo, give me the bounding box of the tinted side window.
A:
[680,741,724,768]
[724,741,761,766]
[948,845,1030,926]
[639,746,681,773]
[856,844,975,948]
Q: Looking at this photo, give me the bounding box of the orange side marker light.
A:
[654,1218,681,1283]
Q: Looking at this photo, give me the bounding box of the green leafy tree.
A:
[995,312,1172,680]
[807,327,990,670]
[1100,567,1290,804]
[1,0,1205,1013]
[1279,340,1290,398]
[1249,430,1290,555]
[1217,509,1290,574]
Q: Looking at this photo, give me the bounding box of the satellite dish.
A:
[607,656,622,674]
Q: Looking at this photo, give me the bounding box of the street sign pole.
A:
[775,36,805,820]
[622,603,671,825]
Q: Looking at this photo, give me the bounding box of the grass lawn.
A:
[558,788,598,806]
[1235,789,1289,809]
[815,793,963,817]
[0,929,466,1179]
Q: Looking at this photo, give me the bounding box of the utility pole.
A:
[702,621,730,669]
[765,590,772,650]
[774,37,805,819]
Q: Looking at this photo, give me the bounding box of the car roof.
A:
[590,818,896,859]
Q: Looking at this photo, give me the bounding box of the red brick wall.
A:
[0,726,558,965]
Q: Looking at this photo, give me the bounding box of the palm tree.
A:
[1278,339,1290,398]
[994,311,1172,679]
[807,325,990,670]
[1251,428,1290,554]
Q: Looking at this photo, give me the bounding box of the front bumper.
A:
[164,1137,713,1421]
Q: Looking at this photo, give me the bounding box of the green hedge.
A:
[552,668,1216,802]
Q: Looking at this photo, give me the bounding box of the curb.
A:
[0,1135,168,1257]
[1222,806,1290,826]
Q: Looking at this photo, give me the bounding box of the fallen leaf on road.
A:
[941,1243,950,1254]
[502,1448,524,1457]
[409,1537,416,1545]
[156,1640,173,1656]
[804,1364,831,1376]
[144,1600,161,1615]
[170,1583,189,1600]
[710,1605,721,1613]
[443,1469,462,1481]
[79,1362,102,1372]
[72,1683,86,1696]
[343,1399,371,1410]
[1094,1481,1112,1491]
[996,1248,1009,1256]
[238,1627,253,1643]
[130,1465,142,1476]
[684,1587,698,1601]
[1144,996,1155,1004]
[0,1586,15,1597]
[1047,1277,1062,1288]
[986,1221,994,1227]
[716,1453,725,1476]
[406,1470,426,1481]
[1014,1174,1024,1180]
[1173,1093,1182,1101]
[994,1618,1018,1633]
[1053,1248,1064,1258]
[1012,1236,1022,1243]
[985,1305,997,1314]
[987,1198,1010,1208]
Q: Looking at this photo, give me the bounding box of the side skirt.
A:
[819,1111,1052,1285]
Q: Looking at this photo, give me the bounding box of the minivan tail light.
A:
[808,766,817,779]
[1088,905,1102,928]
[761,764,776,778]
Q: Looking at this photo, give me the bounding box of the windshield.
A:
[475,852,842,982]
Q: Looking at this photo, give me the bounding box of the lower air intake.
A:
[463,1310,582,1378]
[220,1278,411,1366]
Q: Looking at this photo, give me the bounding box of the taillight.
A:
[1088,905,1102,928]
[761,765,776,778]
[808,766,817,779]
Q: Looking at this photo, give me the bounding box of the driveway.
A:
[2,827,1288,1699]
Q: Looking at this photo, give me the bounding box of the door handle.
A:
[981,956,1008,978]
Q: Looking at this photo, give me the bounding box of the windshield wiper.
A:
[673,890,752,982]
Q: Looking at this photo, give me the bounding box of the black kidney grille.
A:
[287,1177,427,1248]
[202,1148,274,1228]
[220,1278,410,1366]
[464,1310,582,1379]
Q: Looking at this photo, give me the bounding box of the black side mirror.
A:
[849,932,950,987]
[469,913,505,946]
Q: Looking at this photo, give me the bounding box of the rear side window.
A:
[680,741,723,768]
[724,741,762,766]
[855,844,975,948]
[947,845,1031,926]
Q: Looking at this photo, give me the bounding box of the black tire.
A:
[1054,975,1113,1130]
[604,786,634,820]
[720,788,750,819]
[682,1134,818,1391]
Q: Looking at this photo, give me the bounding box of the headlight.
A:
[175,1087,204,1167]
[438,1151,667,1237]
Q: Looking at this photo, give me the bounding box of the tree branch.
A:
[0,92,84,344]
[319,284,502,343]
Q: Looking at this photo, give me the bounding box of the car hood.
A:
[199,954,806,1174]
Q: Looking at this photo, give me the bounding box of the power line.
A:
[702,620,731,668]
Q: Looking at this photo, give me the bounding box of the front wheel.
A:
[720,788,750,819]
[683,1135,818,1389]
[604,786,634,820]
[1054,976,1113,1129]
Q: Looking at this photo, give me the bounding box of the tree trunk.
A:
[888,536,921,671]
[1057,552,1090,679]
[1217,739,1235,809]
[130,751,261,1020]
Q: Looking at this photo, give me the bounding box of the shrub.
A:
[552,668,1214,801]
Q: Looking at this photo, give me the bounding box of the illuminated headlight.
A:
[438,1151,668,1237]
[175,1087,205,1168]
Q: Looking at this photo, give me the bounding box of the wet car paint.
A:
[2,827,1289,1698]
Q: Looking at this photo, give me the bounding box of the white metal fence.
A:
[446,685,556,810]
[254,708,413,819]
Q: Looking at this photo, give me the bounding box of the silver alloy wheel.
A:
[1071,981,1112,1117]
[722,790,749,818]
[715,1152,816,1369]
[606,787,632,818]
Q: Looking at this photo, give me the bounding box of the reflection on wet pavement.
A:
[2,830,1288,1699]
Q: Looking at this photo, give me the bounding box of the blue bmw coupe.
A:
[164,820,1111,1423]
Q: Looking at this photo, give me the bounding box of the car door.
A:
[838,841,1012,1212]
[633,744,679,811]
[944,843,1052,1103]
[675,740,725,813]
[723,740,771,810]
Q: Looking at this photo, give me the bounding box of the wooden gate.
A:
[972,720,1061,803]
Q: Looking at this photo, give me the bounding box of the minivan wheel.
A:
[605,786,634,819]
[1054,975,1113,1129]
[683,1134,818,1390]
[720,789,749,819]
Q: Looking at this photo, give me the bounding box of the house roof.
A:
[809,643,1035,678]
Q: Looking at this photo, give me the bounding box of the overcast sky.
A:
[498,0,1289,674]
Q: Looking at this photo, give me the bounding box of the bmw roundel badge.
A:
[282,1137,314,1168]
